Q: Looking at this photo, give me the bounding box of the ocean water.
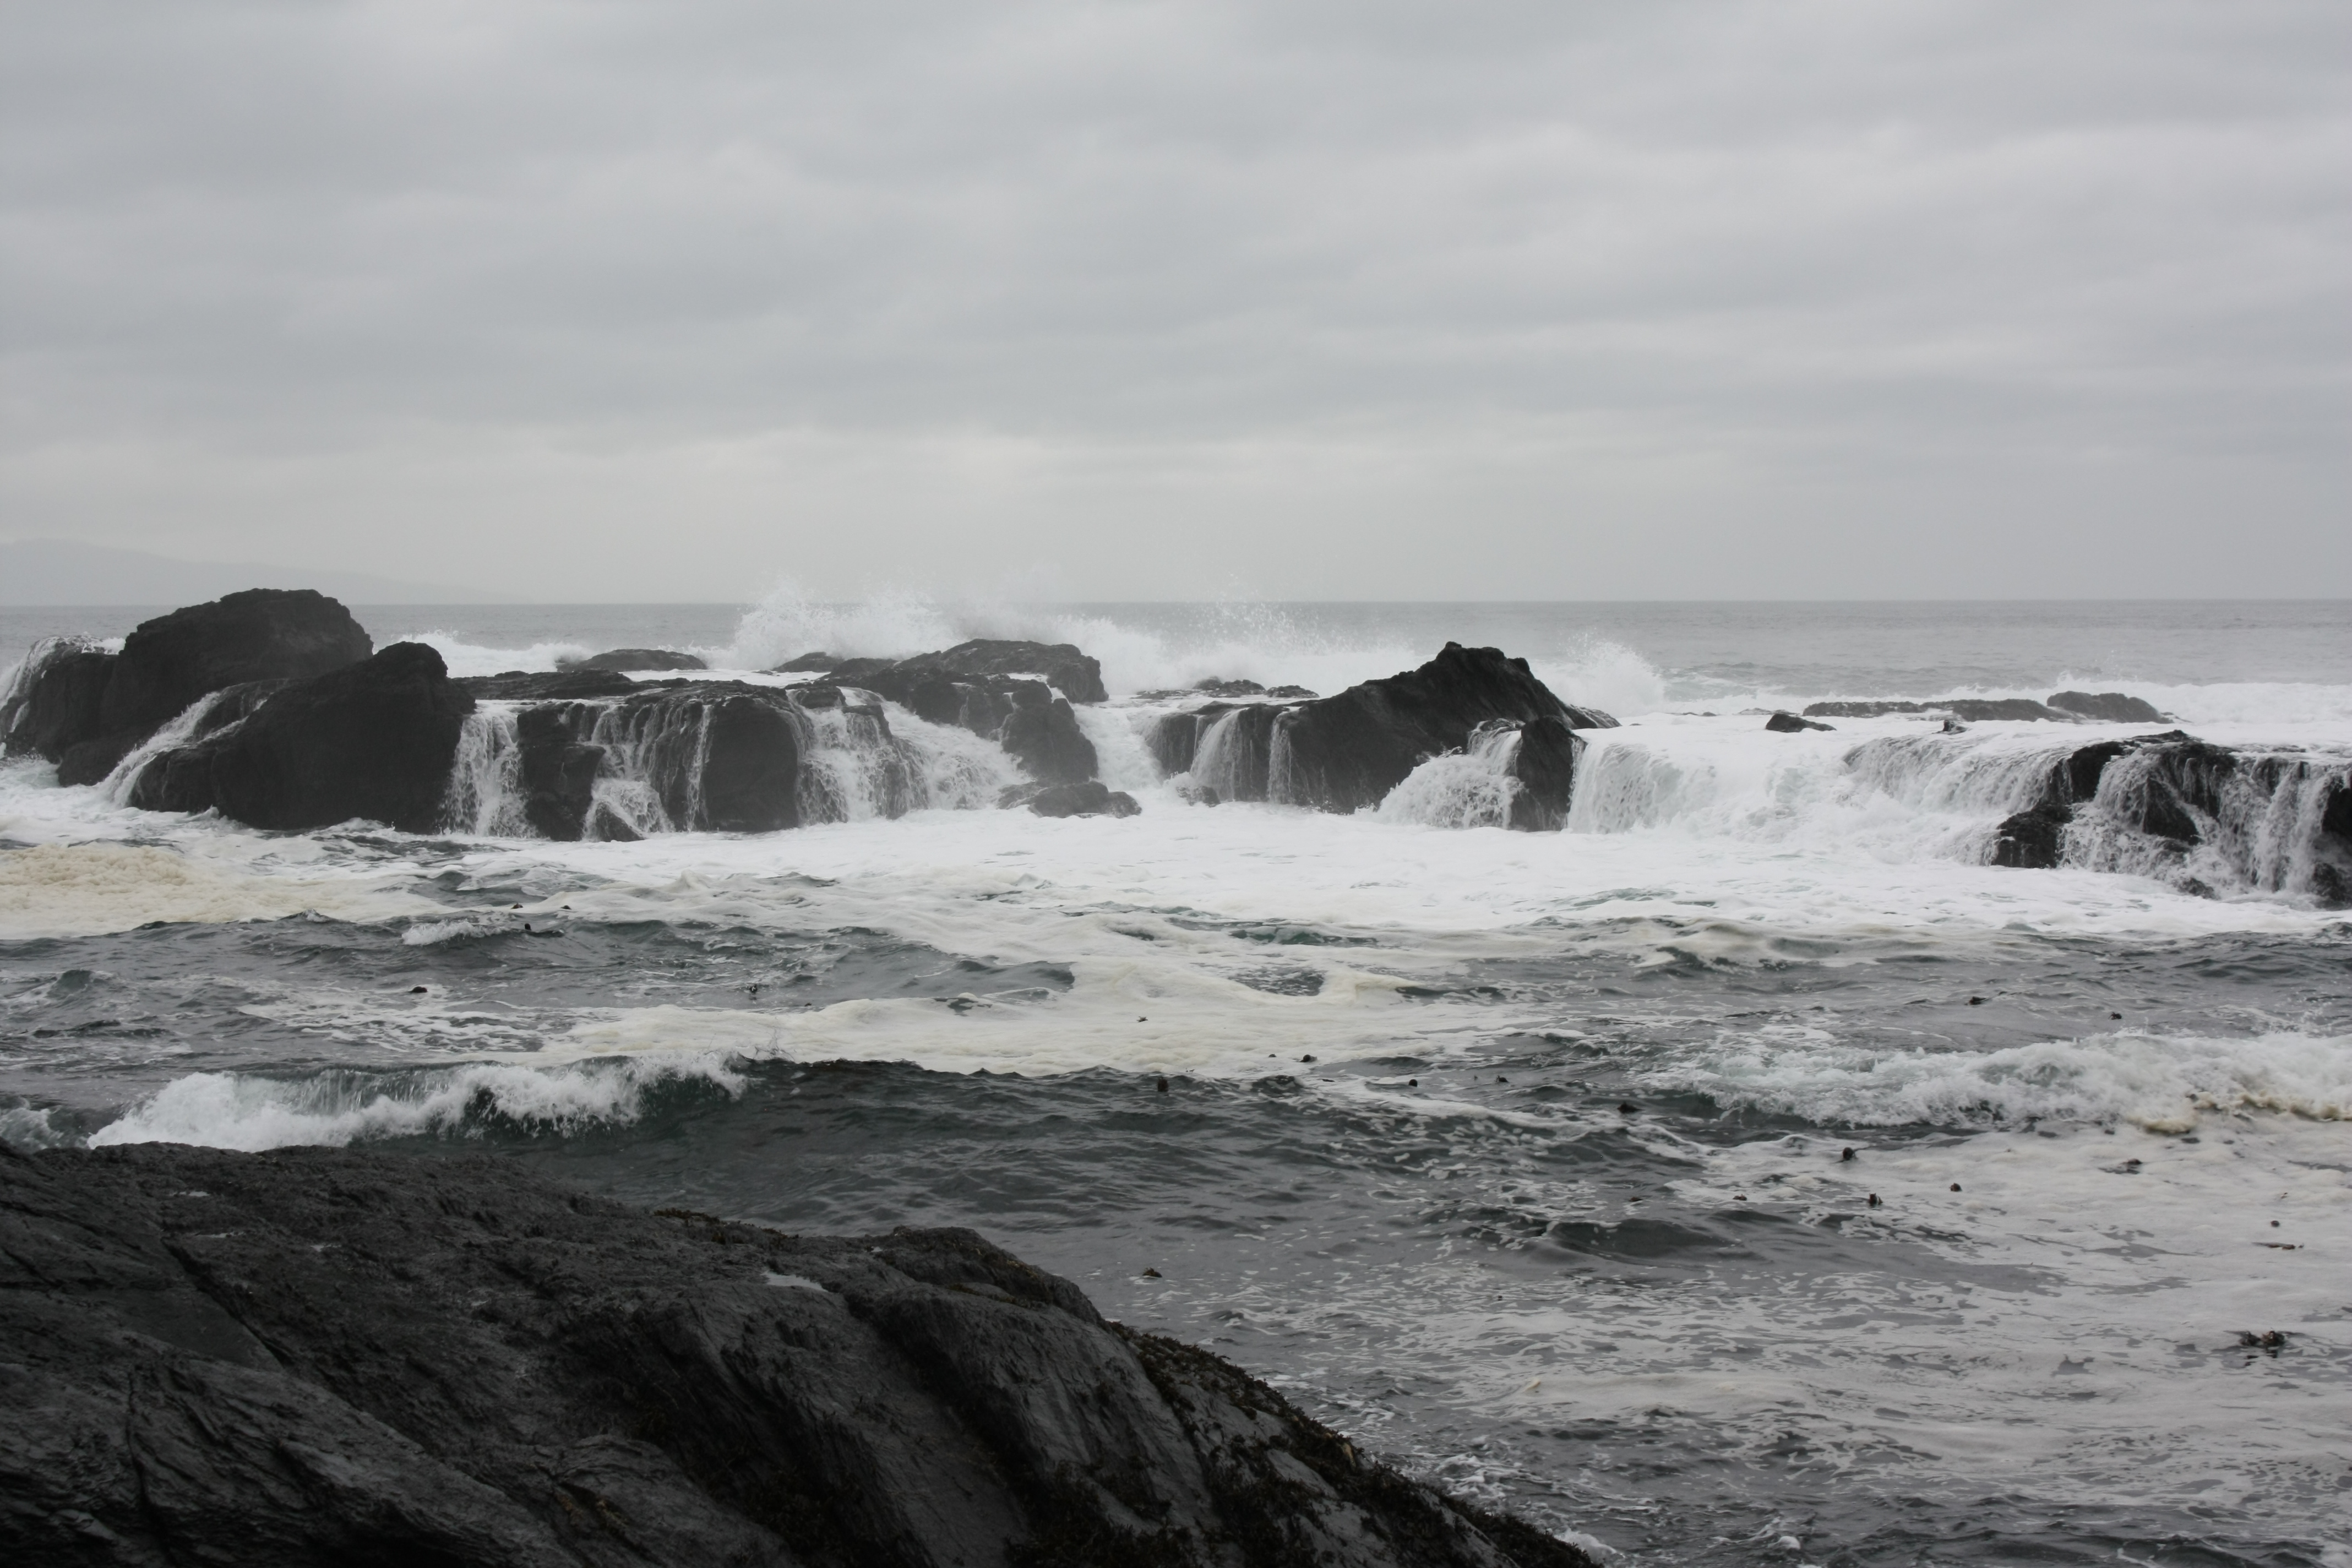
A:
[4,596,2349,1566]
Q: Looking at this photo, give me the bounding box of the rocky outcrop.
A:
[0,641,115,765]
[3,591,373,784]
[561,649,707,673]
[828,640,1108,707]
[102,590,373,740]
[1765,711,1833,733]
[2047,690,2165,723]
[0,1143,1591,1568]
[1983,729,2352,905]
[1003,780,1143,818]
[1266,644,1615,815]
[822,664,1097,786]
[123,643,475,832]
[1142,647,1612,825]
[1806,698,2065,722]
[1500,716,1585,831]
[461,668,645,701]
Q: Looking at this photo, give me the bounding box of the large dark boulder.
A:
[5,591,372,781]
[0,1143,1592,1568]
[101,589,372,740]
[698,694,803,832]
[1268,644,1615,815]
[2048,690,2165,723]
[129,643,475,832]
[1765,711,1833,733]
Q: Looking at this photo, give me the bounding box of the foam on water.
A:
[0,841,437,940]
[88,1053,746,1151]
[1642,1027,2352,1133]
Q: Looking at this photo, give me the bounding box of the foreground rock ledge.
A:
[0,1144,1593,1568]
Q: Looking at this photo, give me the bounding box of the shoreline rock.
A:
[0,1142,1593,1568]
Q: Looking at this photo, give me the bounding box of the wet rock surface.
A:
[0,1142,1590,1568]
[1982,728,2352,902]
[1257,644,1615,815]
[1004,780,1143,818]
[2046,690,2165,723]
[826,639,1108,707]
[126,643,476,833]
[561,649,708,673]
[4,591,373,783]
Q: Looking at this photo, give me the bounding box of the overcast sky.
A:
[3,1,2346,601]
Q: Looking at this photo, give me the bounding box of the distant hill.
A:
[0,539,510,606]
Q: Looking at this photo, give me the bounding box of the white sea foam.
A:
[88,1053,745,1150]
[1643,1028,2352,1133]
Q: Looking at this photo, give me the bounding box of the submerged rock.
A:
[126,643,475,832]
[0,1144,1589,1568]
[560,647,707,672]
[1003,780,1142,818]
[1765,711,1834,733]
[2048,690,2165,723]
[1805,698,2066,722]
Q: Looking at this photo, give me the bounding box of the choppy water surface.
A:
[5,597,2350,1565]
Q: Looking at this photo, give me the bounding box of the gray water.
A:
[4,597,2349,1565]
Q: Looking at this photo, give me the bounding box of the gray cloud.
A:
[3,1,2346,598]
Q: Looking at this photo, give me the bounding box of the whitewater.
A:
[3,595,2349,1565]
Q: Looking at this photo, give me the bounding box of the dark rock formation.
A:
[1765,711,1833,733]
[0,642,115,763]
[1501,716,1584,831]
[698,695,804,832]
[769,651,840,673]
[1003,780,1143,818]
[516,706,609,841]
[102,589,373,740]
[830,640,1108,707]
[123,644,475,832]
[0,1143,1589,1568]
[1977,728,2352,904]
[1989,802,2071,868]
[1267,644,1616,816]
[1150,702,1286,802]
[2048,691,2165,723]
[4,591,372,783]
[461,669,644,701]
[562,649,707,673]
[1805,698,2065,722]
[998,689,1098,785]
[824,662,1097,786]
